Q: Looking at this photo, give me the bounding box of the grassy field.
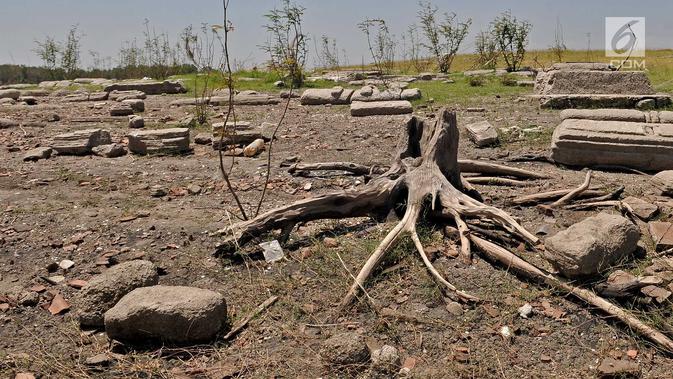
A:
[170,49,673,106]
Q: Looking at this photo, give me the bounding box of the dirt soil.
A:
[1,91,673,378]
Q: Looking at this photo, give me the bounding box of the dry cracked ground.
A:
[1,88,673,378]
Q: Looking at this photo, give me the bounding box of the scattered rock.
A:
[323,237,339,248]
[104,285,227,343]
[446,301,463,316]
[543,213,640,278]
[649,222,673,252]
[194,133,212,145]
[465,120,499,147]
[76,260,158,327]
[400,88,422,100]
[187,184,202,195]
[652,170,673,197]
[85,353,112,367]
[623,196,658,220]
[45,275,65,285]
[150,185,167,197]
[0,89,20,100]
[128,115,144,128]
[0,98,16,105]
[23,147,52,162]
[48,292,70,315]
[110,103,134,116]
[243,138,265,157]
[18,291,40,307]
[640,285,671,303]
[597,357,640,378]
[92,143,127,158]
[59,259,75,270]
[14,373,36,379]
[67,279,88,289]
[0,118,19,128]
[320,332,370,365]
[127,128,191,155]
[371,345,401,375]
[121,99,145,112]
[518,303,533,318]
[52,129,111,155]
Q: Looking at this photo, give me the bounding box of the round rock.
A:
[320,332,370,366]
[104,285,227,343]
[371,345,401,374]
[76,260,158,327]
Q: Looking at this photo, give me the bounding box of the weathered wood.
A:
[550,170,592,207]
[471,235,673,353]
[512,188,606,205]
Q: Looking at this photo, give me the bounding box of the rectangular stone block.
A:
[350,100,412,117]
[535,70,655,95]
[127,128,190,155]
[551,119,673,171]
[52,129,111,155]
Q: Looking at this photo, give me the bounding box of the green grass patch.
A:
[411,73,528,106]
[171,70,338,96]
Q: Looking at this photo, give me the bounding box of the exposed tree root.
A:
[550,170,592,208]
[471,235,673,353]
[216,108,673,354]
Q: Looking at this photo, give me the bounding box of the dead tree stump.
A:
[215,108,673,352]
[216,108,537,305]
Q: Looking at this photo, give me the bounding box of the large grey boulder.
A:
[550,119,673,171]
[653,171,673,197]
[350,100,412,117]
[76,260,158,327]
[0,89,20,100]
[104,80,186,95]
[52,129,111,155]
[465,121,499,147]
[300,87,353,105]
[543,213,640,278]
[127,128,190,155]
[104,285,227,343]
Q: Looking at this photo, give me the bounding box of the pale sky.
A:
[1,0,671,68]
